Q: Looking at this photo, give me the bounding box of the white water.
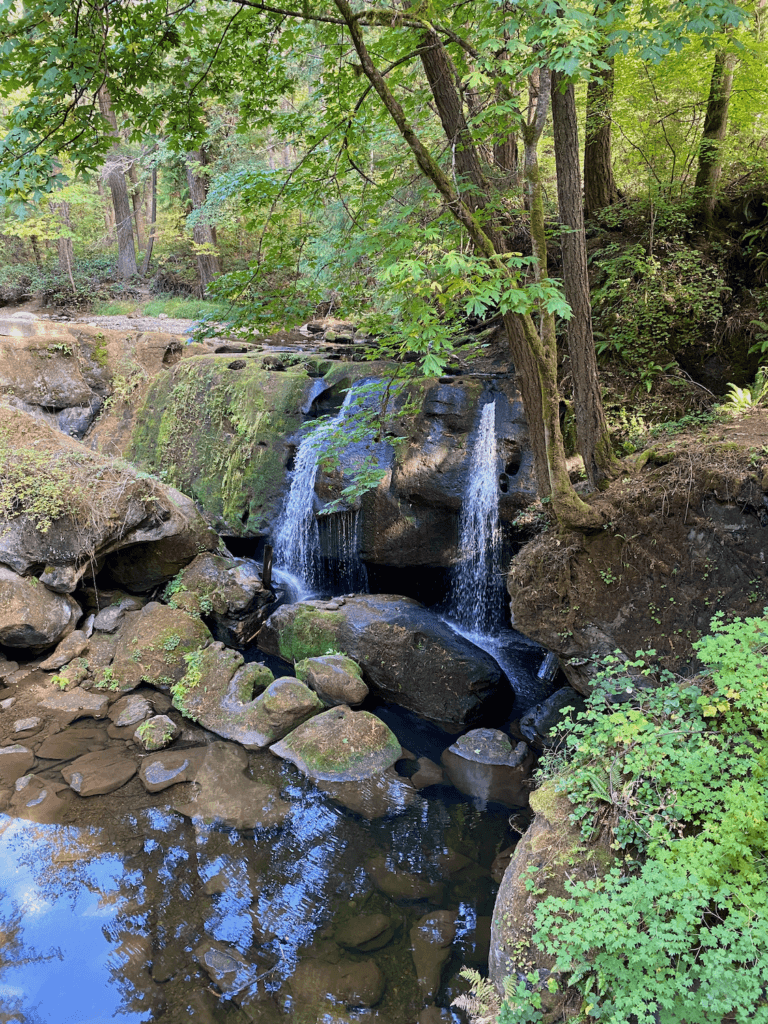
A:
[273,388,367,596]
[447,400,505,636]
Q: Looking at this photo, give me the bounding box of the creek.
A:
[0,375,556,1023]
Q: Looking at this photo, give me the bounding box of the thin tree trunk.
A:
[141,163,158,278]
[551,71,620,489]
[584,56,619,218]
[29,235,43,270]
[51,201,76,293]
[336,1,601,527]
[185,148,221,294]
[694,50,737,224]
[98,88,138,278]
[127,160,146,249]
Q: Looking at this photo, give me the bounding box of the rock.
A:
[0,566,81,649]
[410,756,445,789]
[173,642,321,748]
[490,845,516,885]
[364,855,444,903]
[37,688,110,724]
[138,748,206,793]
[489,782,614,990]
[176,553,277,647]
[195,940,260,996]
[0,657,19,680]
[38,630,89,671]
[36,727,108,761]
[46,657,88,690]
[173,741,291,830]
[10,774,71,823]
[270,706,401,781]
[93,603,128,633]
[0,403,217,593]
[288,958,385,1009]
[0,697,16,710]
[519,687,587,751]
[410,910,457,1001]
[133,714,180,751]
[294,654,368,706]
[110,603,211,691]
[13,717,42,735]
[318,767,422,819]
[258,595,501,726]
[61,748,137,796]
[108,694,153,728]
[335,913,399,952]
[441,729,534,808]
[0,745,35,784]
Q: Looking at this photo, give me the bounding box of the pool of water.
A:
[0,724,517,1023]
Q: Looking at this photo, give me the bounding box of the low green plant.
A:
[724,366,768,413]
[496,613,768,1024]
[170,648,204,718]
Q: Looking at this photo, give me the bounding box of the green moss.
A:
[129,357,308,534]
[294,654,363,681]
[290,724,400,775]
[278,608,345,663]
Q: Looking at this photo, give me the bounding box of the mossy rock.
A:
[111,603,212,692]
[271,606,345,664]
[270,706,401,781]
[294,654,368,706]
[128,356,310,535]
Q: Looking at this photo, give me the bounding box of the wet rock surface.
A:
[177,552,277,647]
[62,748,138,796]
[441,729,534,809]
[410,910,457,1002]
[258,595,502,726]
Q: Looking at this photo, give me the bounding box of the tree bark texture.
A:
[186,148,221,294]
[141,163,158,278]
[127,160,147,249]
[551,71,619,489]
[98,88,138,278]
[584,57,619,218]
[694,50,737,223]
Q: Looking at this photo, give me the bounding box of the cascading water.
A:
[273,386,368,597]
[447,399,505,636]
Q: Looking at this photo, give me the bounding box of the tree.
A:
[694,48,738,223]
[186,147,221,293]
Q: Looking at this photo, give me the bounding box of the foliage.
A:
[724,366,768,413]
[499,616,768,1024]
[591,236,729,387]
[170,648,204,719]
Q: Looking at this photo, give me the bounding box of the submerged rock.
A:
[0,566,81,650]
[270,706,401,781]
[318,767,422,819]
[441,729,534,808]
[10,774,71,824]
[364,855,445,903]
[0,745,34,785]
[288,957,385,1009]
[294,654,368,707]
[335,912,399,952]
[258,595,501,726]
[173,741,291,830]
[138,748,206,793]
[410,910,457,1001]
[62,748,138,796]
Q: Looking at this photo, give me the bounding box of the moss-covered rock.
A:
[176,552,276,646]
[294,654,368,706]
[128,355,310,534]
[269,705,401,781]
[109,602,212,692]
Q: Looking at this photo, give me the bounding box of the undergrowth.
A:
[485,612,768,1024]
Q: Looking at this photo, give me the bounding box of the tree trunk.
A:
[141,163,158,278]
[694,50,737,224]
[584,56,619,218]
[551,71,619,490]
[186,148,221,294]
[51,201,76,292]
[29,234,43,270]
[336,1,601,527]
[98,88,138,278]
[127,160,146,249]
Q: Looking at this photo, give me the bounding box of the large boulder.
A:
[109,603,211,691]
[175,553,276,646]
[257,594,502,726]
[270,705,402,782]
[174,642,322,747]
[0,567,81,649]
[0,402,217,594]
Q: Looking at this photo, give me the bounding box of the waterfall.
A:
[447,400,505,637]
[273,387,367,597]
[319,509,368,593]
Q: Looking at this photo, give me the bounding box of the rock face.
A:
[489,783,614,994]
[0,567,81,649]
[258,595,502,726]
[294,654,368,706]
[176,553,276,646]
[0,402,217,594]
[441,729,534,808]
[269,706,402,781]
